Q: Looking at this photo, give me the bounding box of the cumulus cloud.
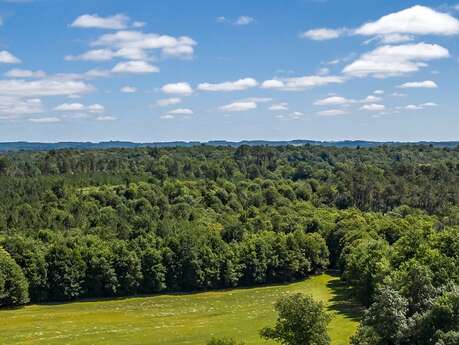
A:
[240,97,272,103]
[197,78,257,92]
[71,14,129,30]
[289,111,304,119]
[91,30,197,59]
[318,109,349,116]
[0,51,21,64]
[261,75,345,91]
[161,82,193,95]
[87,104,105,113]
[269,103,288,111]
[121,85,137,93]
[314,96,354,106]
[234,16,254,25]
[360,104,385,111]
[96,115,116,121]
[112,60,159,74]
[0,79,94,97]
[403,102,438,110]
[0,97,43,118]
[218,16,255,26]
[167,108,193,115]
[302,6,459,45]
[376,33,414,44]
[5,69,46,78]
[83,69,111,78]
[261,79,285,89]
[28,117,61,123]
[219,101,257,112]
[361,95,383,103]
[54,103,104,113]
[156,97,182,107]
[54,103,84,111]
[343,43,449,78]
[301,28,344,40]
[397,80,438,89]
[355,6,459,37]
[65,49,115,62]
[314,94,382,106]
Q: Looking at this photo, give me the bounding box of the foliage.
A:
[260,293,331,345]
[0,247,29,306]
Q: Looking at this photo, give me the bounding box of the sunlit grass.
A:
[0,273,362,345]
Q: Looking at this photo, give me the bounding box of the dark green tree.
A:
[260,293,331,345]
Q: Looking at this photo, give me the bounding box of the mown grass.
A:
[0,273,362,345]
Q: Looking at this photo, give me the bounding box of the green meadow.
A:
[0,273,361,345]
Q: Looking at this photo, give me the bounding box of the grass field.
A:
[0,273,362,345]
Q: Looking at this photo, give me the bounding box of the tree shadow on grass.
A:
[326,272,364,322]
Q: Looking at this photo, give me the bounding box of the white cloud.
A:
[0,97,43,118]
[198,78,257,92]
[71,14,129,30]
[405,104,423,110]
[167,108,193,115]
[289,111,304,119]
[317,67,330,75]
[54,103,84,111]
[87,104,105,113]
[133,21,146,28]
[314,94,382,106]
[314,96,354,106]
[0,79,93,97]
[404,102,438,110]
[301,6,459,46]
[261,79,285,89]
[301,28,344,40]
[343,43,449,78]
[161,82,193,95]
[0,51,21,64]
[160,114,175,120]
[361,95,383,103]
[355,6,459,37]
[5,69,46,78]
[261,75,344,91]
[112,60,159,74]
[121,85,138,93]
[92,30,196,59]
[54,103,104,113]
[234,16,255,26]
[65,49,115,61]
[219,101,257,112]
[421,102,438,107]
[377,34,413,44]
[397,80,438,89]
[218,16,255,26]
[360,104,385,111]
[318,109,349,116]
[156,97,182,107]
[374,90,384,95]
[240,97,272,103]
[96,115,116,121]
[84,69,111,78]
[269,103,288,111]
[29,117,61,123]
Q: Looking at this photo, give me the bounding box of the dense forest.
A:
[1,144,459,344]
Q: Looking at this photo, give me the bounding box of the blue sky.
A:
[0,0,458,142]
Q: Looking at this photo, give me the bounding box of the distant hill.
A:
[0,140,458,152]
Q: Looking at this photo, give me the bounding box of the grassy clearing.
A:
[0,273,362,345]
